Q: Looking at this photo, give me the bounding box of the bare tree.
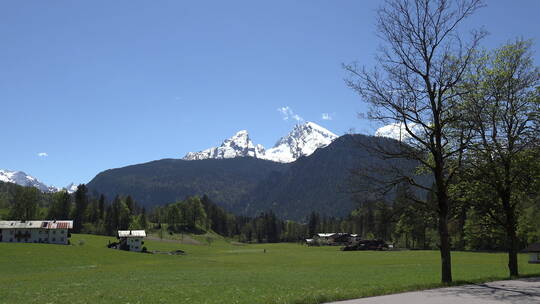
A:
[345,0,485,283]
[463,40,540,277]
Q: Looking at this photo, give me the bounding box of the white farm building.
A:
[0,220,73,245]
[117,230,146,252]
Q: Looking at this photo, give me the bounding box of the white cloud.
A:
[321,113,332,120]
[375,122,421,141]
[37,152,48,157]
[277,106,304,122]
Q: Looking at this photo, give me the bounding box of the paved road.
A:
[326,277,540,304]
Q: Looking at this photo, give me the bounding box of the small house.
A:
[523,243,540,264]
[117,230,146,252]
[0,220,73,245]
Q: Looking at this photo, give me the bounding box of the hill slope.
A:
[87,157,289,211]
[239,134,423,219]
[88,134,420,220]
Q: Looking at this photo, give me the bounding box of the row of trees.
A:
[150,195,307,243]
[5,184,148,236]
[2,184,309,244]
[345,0,540,282]
[5,180,540,251]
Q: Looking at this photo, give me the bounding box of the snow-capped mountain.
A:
[0,169,57,192]
[63,183,79,194]
[184,130,266,160]
[263,122,338,162]
[0,169,77,193]
[182,122,338,163]
[375,122,420,142]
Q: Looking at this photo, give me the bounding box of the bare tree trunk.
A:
[503,191,519,277]
[506,224,519,277]
[437,186,452,283]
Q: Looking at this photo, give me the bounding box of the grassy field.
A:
[1,234,539,304]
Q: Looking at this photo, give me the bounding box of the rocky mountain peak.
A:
[182,122,337,163]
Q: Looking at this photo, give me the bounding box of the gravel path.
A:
[326,277,540,304]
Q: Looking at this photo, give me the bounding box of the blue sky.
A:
[1,1,539,187]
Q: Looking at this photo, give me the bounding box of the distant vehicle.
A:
[341,239,389,251]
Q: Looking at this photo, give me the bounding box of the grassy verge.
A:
[0,234,538,303]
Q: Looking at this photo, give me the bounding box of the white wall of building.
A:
[1,228,69,244]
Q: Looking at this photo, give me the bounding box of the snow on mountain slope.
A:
[262,122,338,162]
[63,183,79,194]
[182,122,338,163]
[0,169,55,192]
[375,122,420,141]
[184,130,265,160]
[0,169,76,193]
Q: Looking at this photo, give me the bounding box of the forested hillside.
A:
[87,157,289,213]
[87,134,422,220]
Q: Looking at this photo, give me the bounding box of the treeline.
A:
[1,184,308,242]
[2,183,148,235]
[150,195,307,243]
[324,181,540,252]
[3,179,540,250]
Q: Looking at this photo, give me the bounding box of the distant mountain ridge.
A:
[183,122,338,163]
[0,169,76,193]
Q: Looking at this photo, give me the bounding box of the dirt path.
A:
[326,277,540,304]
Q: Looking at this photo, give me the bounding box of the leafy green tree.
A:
[463,40,540,277]
[463,207,506,250]
[345,0,485,284]
[47,190,71,219]
[87,198,100,224]
[125,195,135,215]
[98,194,105,220]
[104,203,115,235]
[307,212,320,236]
[138,207,148,230]
[72,184,89,232]
[116,198,131,230]
[9,186,40,221]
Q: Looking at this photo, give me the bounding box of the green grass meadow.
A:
[1,234,539,304]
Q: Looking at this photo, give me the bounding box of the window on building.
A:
[52,238,55,242]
